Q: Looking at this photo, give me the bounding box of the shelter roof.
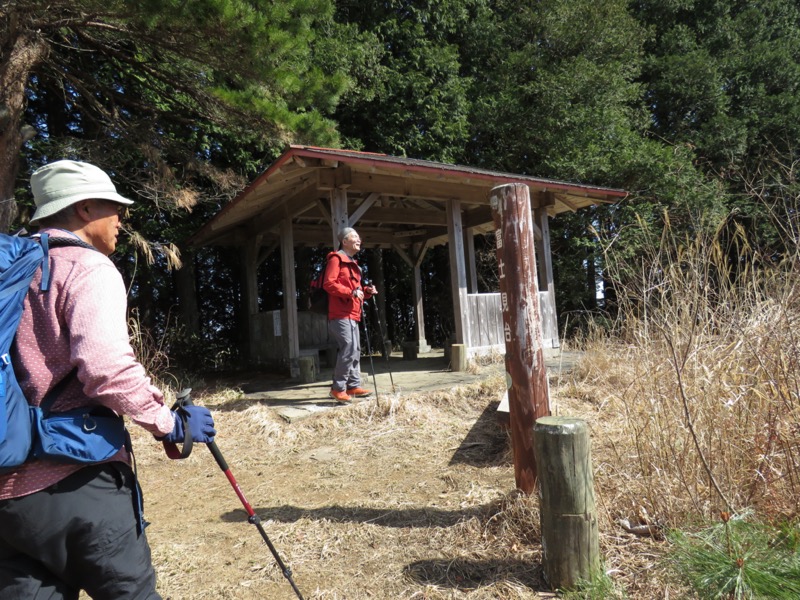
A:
[189,145,627,249]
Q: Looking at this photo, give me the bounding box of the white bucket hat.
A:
[29,160,134,225]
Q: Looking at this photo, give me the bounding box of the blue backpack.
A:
[0,233,126,474]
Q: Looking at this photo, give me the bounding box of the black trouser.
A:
[0,462,161,599]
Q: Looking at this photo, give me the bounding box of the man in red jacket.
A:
[322,227,377,403]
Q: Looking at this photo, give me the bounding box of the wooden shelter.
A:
[189,146,626,376]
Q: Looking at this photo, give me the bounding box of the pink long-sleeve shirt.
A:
[0,230,175,500]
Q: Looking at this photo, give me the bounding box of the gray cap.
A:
[338,227,356,243]
[30,160,134,225]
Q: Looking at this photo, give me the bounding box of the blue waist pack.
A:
[32,404,126,464]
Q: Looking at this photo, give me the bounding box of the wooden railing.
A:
[465,292,559,356]
[250,296,557,367]
[297,311,330,348]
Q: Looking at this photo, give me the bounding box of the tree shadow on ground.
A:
[404,557,545,592]
[220,503,491,528]
[219,503,547,591]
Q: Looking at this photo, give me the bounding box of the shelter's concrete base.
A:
[208,348,582,424]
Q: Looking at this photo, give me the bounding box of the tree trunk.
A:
[174,246,200,337]
[0,30,48,231]
[585,248,597,310]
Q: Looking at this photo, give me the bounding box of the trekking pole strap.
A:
[162,390,194,459]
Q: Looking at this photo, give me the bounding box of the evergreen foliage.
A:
[2,0,352,354]
[3,1,347,220]
[3,0,800,370]
[331,0,474,160]
[668,514,800,599]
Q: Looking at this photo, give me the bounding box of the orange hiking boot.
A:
[330,389,352,403]
[347,387,372,398]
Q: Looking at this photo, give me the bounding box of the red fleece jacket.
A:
[322,250,373,320]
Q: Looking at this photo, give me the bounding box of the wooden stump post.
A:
[533,416,600,590]
[323,346,337,368]
[298,355,316,384]
[402,341,418,361]
[489,183,551,494]
[450,343,467,372]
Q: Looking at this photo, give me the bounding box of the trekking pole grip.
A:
[168,389,227,464]
[175,390,233,478]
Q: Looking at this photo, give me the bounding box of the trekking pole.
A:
[359,298,380,399]
[164,390,306,600]
[368,295,396,392]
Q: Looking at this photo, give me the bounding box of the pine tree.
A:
[1,0,347,231]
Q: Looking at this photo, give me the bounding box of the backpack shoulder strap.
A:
[38,234,100,292]
[39,233,51,292]
[38,367,79,416]
[47,236,98,252]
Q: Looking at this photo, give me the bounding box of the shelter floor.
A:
[206,348,582,422]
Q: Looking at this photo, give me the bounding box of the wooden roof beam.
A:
[298,203,449,226]
[291,223,437,247]
[348,192,380,226]
[317,165,352,190]
[237,181,320,237]
[555,194,580,212]
[345,172,491,205]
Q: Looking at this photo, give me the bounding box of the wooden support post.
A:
[533,417,600,590]
[447,199,469,347]
[391,241,430,352]
[330,188,349,249]
[533,195,558,348]
[280,217,300,377]
[413,242,430,352]
[489,183,551,494]
[464,226,478,293]
[240,239,259,363]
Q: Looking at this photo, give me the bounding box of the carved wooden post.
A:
[490,183,551,494]
[534,417,600,590]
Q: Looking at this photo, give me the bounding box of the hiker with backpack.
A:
[0,160,216,599]
[323,227,377,403]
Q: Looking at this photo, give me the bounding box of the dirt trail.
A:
[83,350,582,599]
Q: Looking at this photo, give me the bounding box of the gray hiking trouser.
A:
[0,462,161,600]
[329,317,362,391]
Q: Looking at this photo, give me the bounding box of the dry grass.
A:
[123,372,563,599]
[115,353,702,600]
[590,213,800,530]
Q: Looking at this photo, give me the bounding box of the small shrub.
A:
[668,512,800,599]
[560,568,628,600]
